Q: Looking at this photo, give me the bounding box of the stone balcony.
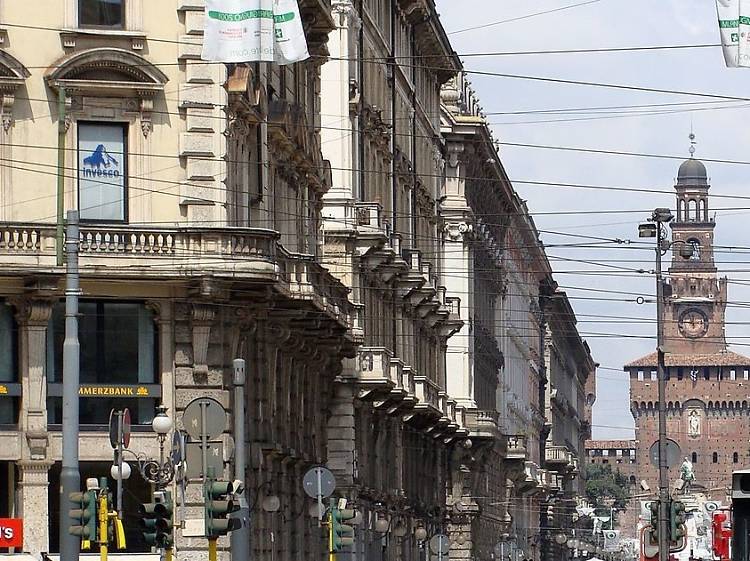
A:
[545,445,571,466]
[506,435,528,461]
[0,222,355,332]
[465,408,501,440]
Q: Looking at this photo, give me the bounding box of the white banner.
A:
[715,0,750,67]
[202,0,309,65]
[717,0,740,67]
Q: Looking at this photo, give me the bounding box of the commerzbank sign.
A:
[78,385,153,397]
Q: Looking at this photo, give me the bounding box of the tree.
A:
[583,464,631,525]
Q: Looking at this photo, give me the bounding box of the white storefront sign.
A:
[716,0,750,67]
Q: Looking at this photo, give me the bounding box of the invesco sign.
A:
[0,518,23,548]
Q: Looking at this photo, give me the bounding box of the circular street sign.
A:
[429,534,451,555]
[648,438,681,469]
[108,409,118,449]
[183,397,227,440]
[171,430,186,465]
[122,408,131,448]
[302,466,336,499]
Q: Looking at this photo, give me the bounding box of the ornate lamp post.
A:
[111,405,179,491]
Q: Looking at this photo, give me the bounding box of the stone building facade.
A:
[627,156,750,511]
[0,2,597,560]
[320,1,467,559]
[0,1,354,559]
[542,291,597,559]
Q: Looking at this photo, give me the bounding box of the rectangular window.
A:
[677,368,683,380]
[78,122,127,222]
[47,301,157,425]
[745,369,749,380]
[731,369,737,380]
[0,303,18,425]
[704,367,710,380]
[638,370,644,381]
[78,0,124,28]
[650,370,657,381]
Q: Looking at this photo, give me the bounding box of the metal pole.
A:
[117,412,124,519]
[656,220,670,561]
[56,86,66,266]
[231,358,251,561]
[60,209,81,561]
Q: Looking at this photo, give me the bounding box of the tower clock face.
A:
[678,308,709,338]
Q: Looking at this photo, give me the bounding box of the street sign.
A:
[182,397,226,440]
[108,410,118,449]
[185,441,223,479]
[649,438,681,468]
[108,409,131,449]
[171,430,185,466]
[429,534,450,555]
[302,466,336,499]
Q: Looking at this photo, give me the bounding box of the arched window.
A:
[688,199,698,221]
[734,452,739,464]
[692,452,698,463]
[630,475,636,485]
[678,199,685,221]
[713,452,719,463]
[687,238,701,261]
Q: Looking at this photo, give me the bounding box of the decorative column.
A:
[12,297,54,555]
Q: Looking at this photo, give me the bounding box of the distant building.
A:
[627,155,750,517]
[585,440,639,537]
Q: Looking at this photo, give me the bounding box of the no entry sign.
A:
[0,518,23,548]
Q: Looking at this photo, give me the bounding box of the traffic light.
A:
[648,500,659,542]
[139,490,174,548]
[205,481,240,538]
[713,512,731,561]
[669,499,686,542]
[69,489,97,543]
[329,504,355,552]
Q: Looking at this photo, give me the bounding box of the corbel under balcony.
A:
[375,233,409,283]
[438,296,463,338]
[465,408,501,440]
[517,461,543,495]
[396,248,426,297]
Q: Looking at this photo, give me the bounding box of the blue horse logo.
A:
[83,144,118,169]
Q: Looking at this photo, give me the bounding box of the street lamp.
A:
[639,208,693,561]
[112,405,177,491]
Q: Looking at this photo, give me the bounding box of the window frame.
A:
[77,121,129,223]
[77,0,126,30]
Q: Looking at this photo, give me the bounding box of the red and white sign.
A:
[0,518,23,549]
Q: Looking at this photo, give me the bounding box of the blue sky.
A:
[434,0,750,439]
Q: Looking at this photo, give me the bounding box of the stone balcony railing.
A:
[545,445,571,465]
[506,435,527,461]
[0,222,354,330]
[412,374,442,418]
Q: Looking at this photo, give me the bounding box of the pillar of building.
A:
[16,460,54,555]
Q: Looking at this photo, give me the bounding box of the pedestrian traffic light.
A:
[205,481,240,537]
[329,504,356,552]
[139,490,174,547]
[669,499,686,542]
[68,489,97,543]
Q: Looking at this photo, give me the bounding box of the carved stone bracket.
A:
[444,221,473,242]
[140,96,153,137]
[191,304,216,375]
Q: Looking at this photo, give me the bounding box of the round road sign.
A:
[429,534,450,555]
[183,397,226,440]
[302,466,336,499]
[108,409,131,449]
[648,438,681,469]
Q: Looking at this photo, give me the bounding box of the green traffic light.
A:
[68,490,97,541]
[205,481,240,538]
[330,507,356,552]
[139,491,173,548]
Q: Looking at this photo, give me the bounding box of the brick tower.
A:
[627,153,750,501]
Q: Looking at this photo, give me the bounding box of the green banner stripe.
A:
[274,11,295,23]
[741,16,750,24]
[719,18,740,28]
[208,9,274,21]
[207,9,296,23]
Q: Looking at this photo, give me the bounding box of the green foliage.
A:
[584,464,631,517]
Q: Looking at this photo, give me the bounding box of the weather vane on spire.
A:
[689,125,696,158]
